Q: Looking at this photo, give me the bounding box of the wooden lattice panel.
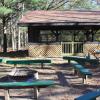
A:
[27,43,62,57]
[83,42,100,58]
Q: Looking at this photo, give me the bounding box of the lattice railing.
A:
[83,42,100,59]
[27,43,62,57]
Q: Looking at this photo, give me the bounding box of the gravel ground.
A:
[0,57,99,100]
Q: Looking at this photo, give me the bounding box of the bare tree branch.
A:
[46,0,64,10]
[51,0,69,10]
[46,0,55,10]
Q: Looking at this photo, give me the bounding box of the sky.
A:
[92,0,100,5]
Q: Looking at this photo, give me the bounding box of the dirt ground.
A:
[0,57,99,100]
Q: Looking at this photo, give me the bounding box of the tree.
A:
[0,6,13,52]
[0,0,47,52]
[0,0,33,52]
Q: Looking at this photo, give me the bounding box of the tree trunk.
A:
[12,27,16,51]
[3,34,7,52]
[18,27,21,50]
[2,18,7,53]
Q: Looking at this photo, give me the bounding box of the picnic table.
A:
[63,56,99,66]
[0,79,55,100]
[0,67,55,100]
[3,58,51,69]
[0,58,55,100]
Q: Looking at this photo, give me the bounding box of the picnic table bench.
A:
[3,58,51,69]
[75,90,100,100]
[0,80,56,100]
[72,63,92,84]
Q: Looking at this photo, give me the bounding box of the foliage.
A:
[24,0,48,10]
[0,6,13,17]
[64,0,100,10]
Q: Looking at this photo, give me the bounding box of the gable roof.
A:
[18,10,100,26]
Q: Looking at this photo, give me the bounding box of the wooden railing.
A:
[61,42,83,55]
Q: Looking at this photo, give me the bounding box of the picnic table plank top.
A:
[2,58,51,64]
[63,56,98,61]
[0,80,55,89]
[75,90,100,100]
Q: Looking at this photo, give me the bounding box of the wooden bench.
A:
[3,59,51,69]
[74,90,100,100]
[63,56,99,66]
[0,80,56,100]
[72,63,92,84]
[72,63,84,74]
[79,68,92,83]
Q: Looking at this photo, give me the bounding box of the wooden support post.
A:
[34,87,38,100]
[82,75,87,84]
[68,59,70,64]
[41,63,44,69]
[72,42,74,55]
[84,75,88,84]
[4,89,10,100]
[74,69,77,75]
[82,78,85,84]
[14,64,17,68]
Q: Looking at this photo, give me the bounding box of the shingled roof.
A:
[18,10,100,26]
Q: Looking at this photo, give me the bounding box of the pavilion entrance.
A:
[61,30,84,56]
[61,41,83,56]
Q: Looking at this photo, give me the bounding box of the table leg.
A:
[41,63,44,69]
[4,89,10,100]
[68,60,70,64]
[34,87,39,100]
[14,64,17,68]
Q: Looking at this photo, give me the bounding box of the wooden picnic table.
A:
[0,79,55,100]
[3,58,51,69]
[63,56,99,66]
[0,67,55,100]
[0,58,55,100]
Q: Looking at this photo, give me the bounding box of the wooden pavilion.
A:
[18,10,100,57]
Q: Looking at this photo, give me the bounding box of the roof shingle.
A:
[18,10,100,26]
